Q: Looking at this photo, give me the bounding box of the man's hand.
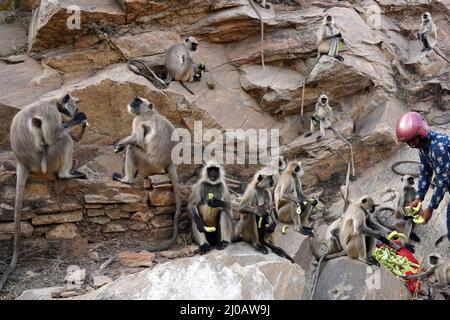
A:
[409,198,421,209]
[420,207,433,224]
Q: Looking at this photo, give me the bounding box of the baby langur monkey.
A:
[305,94,333,140]
[404,253,450,299]
[239,169,295,262]
[317,15,344,62]
[188,161,234,255]
[164,36,199,95]
[418,12,437,52]
[275,161,316,236]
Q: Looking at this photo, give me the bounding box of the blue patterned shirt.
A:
[417,130,450,209]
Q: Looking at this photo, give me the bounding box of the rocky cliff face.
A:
[0,0,449,299]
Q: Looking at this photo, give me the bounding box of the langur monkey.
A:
[304,94,333,140]
[418,12,437,52]
[274,161,316,236]
[375,175,421,249]
[188,161,234,255]
[301,15,344,118]
[317,15,344,62]
[268,155,287,187]
[239,169,294,262]
[164,36,199,95]
[404,253,450,299]
[112,97,181,250]
[339,196,391,265]
[0,94,88,291]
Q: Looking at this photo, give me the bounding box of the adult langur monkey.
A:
[274,161,316,236]
[418,12,437,53]
[100,97,182,271]
[239,169,295,262]
[164,36,199,95]
[404,253,450,299]
[248,0,270,69]
[113,96,181,244]
[417,12,450,63]
[300,15,344,118]
[374,175,421,252]
[0,94,88,291]
[188,161,234,255]
[304,94,333,140]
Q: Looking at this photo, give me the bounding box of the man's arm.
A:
[428,139,450,209]
[416,150,433,201]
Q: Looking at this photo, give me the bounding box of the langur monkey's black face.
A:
[361,197,376,214]
[319,94,328,104]
[422,12,430,22]
[58,93,80,118]
[128,96,153,116]
[186,37,198,52]
[429,253,441,265]
[207,166,221,183]
[400,175,415,186]
[325,15,333,25]
[257,174,274,188]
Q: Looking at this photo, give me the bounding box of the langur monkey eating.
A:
[239,169,295,262]
[188,162,234,255]
[374,175,421,250]
[304,94,333,140]
[418,12,437,52]
[274,161,316,236]
[164,36,199,95]
[112,96,181,251]
[0,94,88,291]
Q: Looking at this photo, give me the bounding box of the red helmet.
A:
[396,112,429,142]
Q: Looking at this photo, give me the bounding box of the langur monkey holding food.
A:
[239,169,295,262]
[375,175,421,250]
[0,94,88,291]
[274,161,316,236]
[164,36,199,95]
[304,94,333,140]
[188,161,234,255]
[112,96,181,252]
[418,12,437,52]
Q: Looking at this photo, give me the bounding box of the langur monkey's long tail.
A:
[433,47,450,64]
[248,0,265,69]
[300,55,322,119]
[0,163,29,291]
[147,163,182,252]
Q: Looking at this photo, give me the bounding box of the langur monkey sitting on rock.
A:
[404,253,450,299]
[418,12,437,52]
[164,36,199,95]
[112,96,181,252]
[188,161,234,255]
[239,169,294,262]
[317,15,344,62]
[305,94,333,140]
[0,94,88,291]
[274,161,316,236]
